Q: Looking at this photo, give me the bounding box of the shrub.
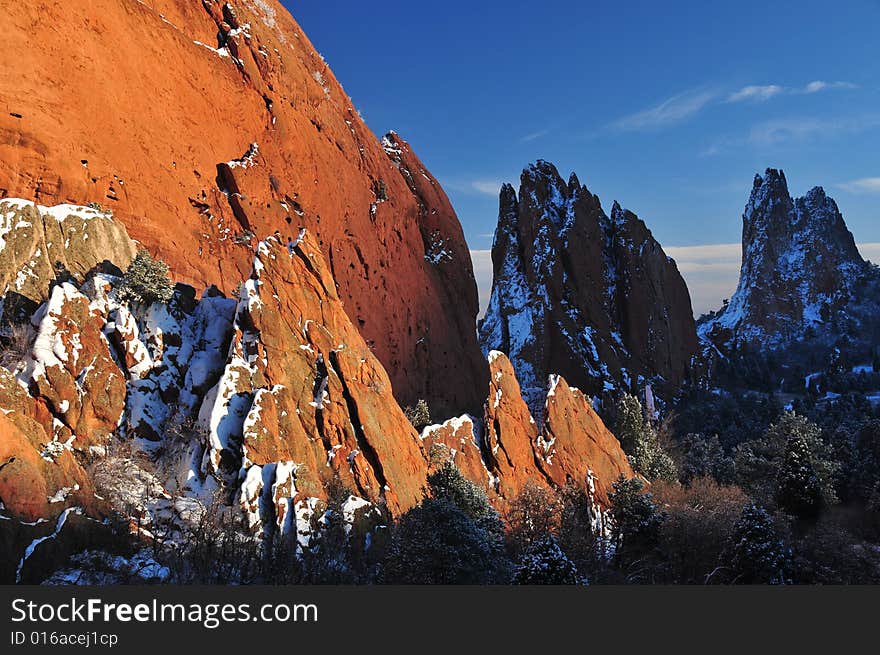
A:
[652,478,748,584]
[117,250,175,305]
[0,322,33,370]
[505,481,562,554]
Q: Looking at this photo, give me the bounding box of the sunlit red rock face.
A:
[424,351,635,508]
[0,0,485,417]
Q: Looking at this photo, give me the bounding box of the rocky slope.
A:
[0,201,633,582]
[699,169,880,351]
[0,0,486,417]
[479,161,698,414]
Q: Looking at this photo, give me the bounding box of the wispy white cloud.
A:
[803,80,858,94]
[727,84,785,103]
[470,180,503,196]
[611,89,719,132]
[520,129,549,143]
[728,80,857,103]
[838,177,880,194]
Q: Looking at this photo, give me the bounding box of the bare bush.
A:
[0,321,34,370]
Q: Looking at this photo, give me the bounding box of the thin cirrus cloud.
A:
[612,80,858,133]
[519,129,550,143]
[748,114,880,146]
[470,180,504,196]
[839,177,880,194]
[727,84,785,103]
[727,80,856,103]
[611,89,719,131]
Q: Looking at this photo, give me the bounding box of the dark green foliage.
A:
[556,483,604,578]
[381,498,507,584]
[775,436,824,519]
[613,394,677,482]
[609,476,665,559]
[678,433,736,485]
[512,535,582,585]
[673,388,782,450]
[721,504,792,584]
[117,250,175,306]
[735,412,839,509]
[381,462,509,584]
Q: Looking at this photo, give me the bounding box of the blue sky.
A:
[288,0,880,313]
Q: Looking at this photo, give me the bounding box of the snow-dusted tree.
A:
[381,497,508,584]
[512,535,582,585]
[403,399,432,430]
[735,412,838,508]
[775,436,824,519]
[381,461,510,583]
[117,250,174,305]
[609,475,665,557]
[722,504,791,584]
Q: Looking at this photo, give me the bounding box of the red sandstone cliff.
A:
[0,0,485,416]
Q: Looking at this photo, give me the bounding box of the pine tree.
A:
[608,476,665,557]
[117,250,174,305]
[722,504,791,584]
[512,535,582,585]
[775,436,823,519]
[381,461,511,583]
[613,394,678,482]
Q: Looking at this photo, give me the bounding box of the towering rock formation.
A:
[479,161,698,414]
[0,202,634,582]
[0,0,486,416]
[700,169,879,350]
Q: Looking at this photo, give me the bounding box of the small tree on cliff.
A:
[117,250,174,305]
[403,399,432,431]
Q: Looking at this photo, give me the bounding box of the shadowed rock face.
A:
[0,0,486,418]
[700,169,876,349]
[479,161,698,414]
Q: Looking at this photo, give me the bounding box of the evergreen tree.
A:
[117,250,174,305]
[381,498,508,584]
[775,436,824,519]
[512,535,582,585]
[382,462,510,584]
[722,504,791,584]
[608,476,665,557]
[613,394,677,482]
[735,412,839,508]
